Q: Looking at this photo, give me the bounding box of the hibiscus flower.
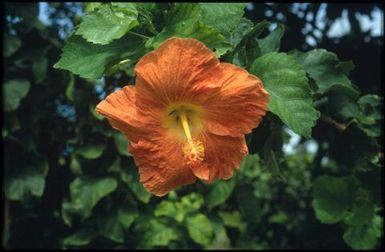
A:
[96,37,269,196]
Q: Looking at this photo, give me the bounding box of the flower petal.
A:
[95,85,156,143]
[129,133,196,196]
[134,37,223,112]
[203,63,269,137]
[190,133,248,183]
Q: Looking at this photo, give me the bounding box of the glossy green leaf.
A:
[66,177,118,219]
[200,3,246,35]
[146,3,228,57]
[250,52,320,138]
[312,175,359,224]
[257,23,285,55]
[293,49,359,95]
[205,179,235,208]
[76,3,138,45]
[186,214,213,246]
[54,34,143,79]
[4,79,31,112]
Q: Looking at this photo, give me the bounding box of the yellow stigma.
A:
[163,104,205,165]
[178,109,205,165]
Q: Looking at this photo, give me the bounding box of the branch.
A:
[320,114,347,131]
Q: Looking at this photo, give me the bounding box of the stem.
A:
[320,114,347,131]
[127,31,150,40]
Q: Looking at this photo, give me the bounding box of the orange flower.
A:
[96,37,269,196]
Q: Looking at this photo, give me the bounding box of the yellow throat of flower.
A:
[163,103,205,165]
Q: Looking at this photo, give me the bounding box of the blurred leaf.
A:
[207,220,231,249]
[76,3,138,45]
[200,3,246,36]
[113,132,131,156]
[4,79,31,112]
[250,52,320,138]
[76,144,105,159]
[32,54,48,83]
[257,23,285,55]
[97,206,138,243]
[63,229,97,247]
[66,177,118,219]
[239,154,261,178]
[5,157,48,201]
[268,211,288,224]
[4,33,21,57]
[89,104,105,120]
[141,220,178,248]
[120,168,151,203]
[312,175,359,224]
[293,49,359,95]
[343,214,380,250]
[186,214,213,246]
[344,189,375,226]
[236,185,262,225]
[218,211,246,232]
[54,34,143,79]
[65,74,75,102]
[205,178,235,209]
[70,155,82,175]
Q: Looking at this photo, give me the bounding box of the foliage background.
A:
[2,2,384,249]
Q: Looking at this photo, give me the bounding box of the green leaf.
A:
[186,214,213,246]
[5,157,48,201]
[293,49,358,95]
[344,189,375,226]
[76,144,105,159]
[76,3,138,45]
[207,220,231,249]
[69,155,82,175]
[112,132,131,156]
[218,211,246,232]
[312,175,359,224]
[66,177,118,219]
[4,79,31,112]
[65,75,75,102]
[250,52,320,138]
[4,33,21,57]
[63,229,97,247]
[257,23,285,55]
[97,206,137,243]
[236,185,262,225]
[54,34,143,80]
[205,178,235,209]
[343,215,380,250]
[141,220,178,248]
[239,154,261,178]
[154,201,179,220]
[146,3,228,57]
[200,3,246,36]
[268,211,289,224]
[229,17,254,47]
[120,169,151,203]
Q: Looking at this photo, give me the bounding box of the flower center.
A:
[163,103,205,165]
